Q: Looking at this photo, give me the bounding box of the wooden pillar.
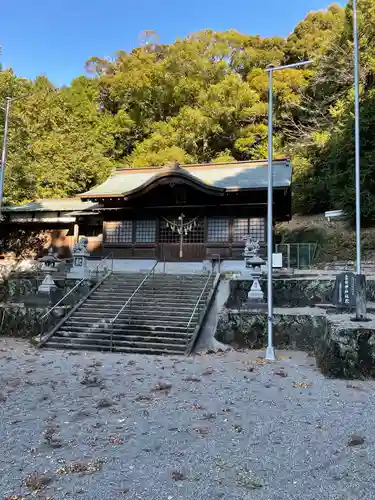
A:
[73,223,79,245]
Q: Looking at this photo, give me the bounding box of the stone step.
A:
[95,283,212,293]
[101,278,210,284]
[66,322,199,332]
[58,332,188,344]
[46,337,187,353]
[68,308,199,318]
[62,319,197,330]
[73,307,203,317]
[83,297,205,306]
[70,314,199,323]
[107,273,210,278]
[91,290,210,298]
[58,330,188,341]
[83,299,204,308]
[41,271,217,355]
[102,282,212,290]
[74,304,202,318]
[91,290,207,298]
[66,313,199,325]
[81,299,205,309]
[78,299,206,308]
[102,289,211,296]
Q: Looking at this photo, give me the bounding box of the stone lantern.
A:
[243,236,265,303]
[37,248,62,294]
[39,247,62,272]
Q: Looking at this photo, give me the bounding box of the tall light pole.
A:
[0,97,11,221]
[265,59,313,361]
[352,0,366,320]
[0,91,38,221]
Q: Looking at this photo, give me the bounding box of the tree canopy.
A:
[2,2,375,226]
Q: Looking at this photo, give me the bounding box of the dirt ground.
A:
[1,338,375,500]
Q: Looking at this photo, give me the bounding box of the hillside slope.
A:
[278,215,375,265]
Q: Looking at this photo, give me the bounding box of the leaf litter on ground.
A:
[55,459,103,475]
[293,382,313,388]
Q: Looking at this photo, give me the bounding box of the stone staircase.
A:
[42,272,217,355]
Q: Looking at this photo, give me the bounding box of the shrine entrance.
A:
[158,214,205,261]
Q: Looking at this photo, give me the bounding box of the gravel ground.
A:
[1,339,375,500]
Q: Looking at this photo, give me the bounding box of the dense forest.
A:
[1,1,375,225]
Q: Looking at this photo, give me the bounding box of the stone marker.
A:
[332,271,356,309]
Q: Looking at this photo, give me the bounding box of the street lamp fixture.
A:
[264,59,313,361]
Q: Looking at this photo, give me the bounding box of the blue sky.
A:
[2,0,344,86]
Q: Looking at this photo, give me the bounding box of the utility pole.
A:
[0,97,11,221]
[352,0,366,320]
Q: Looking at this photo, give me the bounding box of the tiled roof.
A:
[3,199,99,212]
[80,159,292,198]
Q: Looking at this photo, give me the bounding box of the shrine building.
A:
[2,159,292,261]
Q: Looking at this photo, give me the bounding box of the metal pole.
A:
[179,213,184,260]
[353,0,360,276]
[353,0,366,320]
[263,59,312,359]
[265,68,275,361]
[0,97,11,220]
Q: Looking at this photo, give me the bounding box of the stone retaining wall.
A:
[0,275,95,338]
[0,305,65,338]
[226,278,375,309]
[215,308,375,379]
[316,319,375,379]
[216,310,326,353]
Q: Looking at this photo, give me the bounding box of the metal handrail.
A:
[110,261,159,324]
[109,261,159,352]
[210,253,221,273]
[185,268,214,336]
[40,252,114,321]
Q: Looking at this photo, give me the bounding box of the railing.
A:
[109,261,159,351]
[185,268,214,344]
[39,253,114,338]
[210,253,221,273]
[275,243,318,269]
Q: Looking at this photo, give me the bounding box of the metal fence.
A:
[275,243,318,269]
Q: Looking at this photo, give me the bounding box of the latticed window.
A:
[232,218,265,242]
[159,218,180,243]
[159,216,204,243]
[249,218,265,241]
[105,221,133,243]
[136,220,156,243]
[185,218,204,243]
[207,218,229,243]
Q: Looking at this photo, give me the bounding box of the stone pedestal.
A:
[38,273,57,294]
[248,277,264,301]
[67,237,91,280]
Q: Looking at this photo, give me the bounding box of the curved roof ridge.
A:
[121,163,225,199]
[115,157,290,172]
